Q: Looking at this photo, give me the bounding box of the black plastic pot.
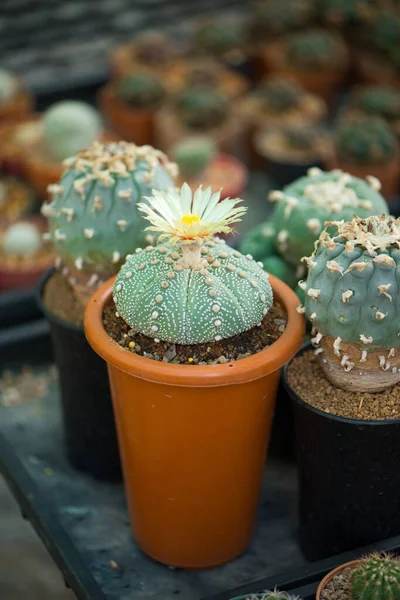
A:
[36,269,121,481]
[268,376,296,462]
[283,344,400,561]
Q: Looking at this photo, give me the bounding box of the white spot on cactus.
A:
[92,195,103,211]
[360,350,368,363]
[42,232,51,240]
[250,280,258,288]
[159,247,167,253]
[239,271,247,278]
[358,200,373,211]
[171,252,179,260]
[263,307,268,315]
[84,228,94,239]
[307,167,323,177]
[54,229,66,241]
[298,280,307,291]
[146,245,154,251]
[220,252,228,258]
[227,264,235,271]
[118,188,132,200]
[205,278,213,285]
[87,273,98,286]
[112,251,120,264]
[389,348,395,358]
[115,312,120,318]
[137,263,145,270]
[375,311,387,320]
[117,219,128,232]
[268,190,285,202]
[165,257,173,264]
[310,312,317,322]
[201,248,208,255]
[245,254,253,260]
[125,271,132,279]
[326,260,344,274]
[74,257,83,270]
[366,175,381,191]
[360,334,373,344]
[167,272,175,279]
[151,259,159,265]
[307,288,321,301]
[373,255,396,267]
[213,260,221,267]
[61,207,74,222]
[347,262,371,272]
[378,283,392,300]
[257,261,263,268]
[215,335,222,341]
[307,218,322,235]
[135,248,143,253]
[260,294,266,302]
[312,332,323,346]
[151,311,159,319]
[161,281,169,288]
[314,347,323,355]
[47,183,64,196]
[151,325,158,332]
[155,295,163,302]
[116,284,122,292]
[277,230,289,251]
[284,196,298,219]
[333,337,341,356]
[302,256,317,269]
[209,289,216,297]
[214,320,221,327]
[41,203,55,217]
[296,305,305,314]
[341,290,353,303]
[212,305,220,313]
[73,179,86,196]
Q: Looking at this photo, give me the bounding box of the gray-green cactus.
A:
[41,140,178,282]
[254,79,303,112]
[0,68,17,104]
[134,30,179,66]
[301,214,400,355]
[335,116,398,165]
[171,137,216,179]
[42,101,104,162]
[246,0,315,41]
[286,30,345,69]
[2,222,41,255]
[231,590,301,600]
[176,87,231,130]
[351,553,400,600]
[193,19,243,58]
[113,184,273,345]
[348,85,400,125]
[116,72,166,109]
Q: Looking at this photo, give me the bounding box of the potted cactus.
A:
[154,86,245,158]
[0,68,33,124]
[316,553,400,600]
[284,214,400,559]
[343,85,400,137]
[84,183,304,568]
[110,30,181,79]
[99,71,166,146]
[23,101,115,200]
[38,140,178,479]
[0,176,33,222]
[262,29,349,102]
[254,124,331,187]
[0,217,54,291]
[231,591,301,600]
[327,116,400,199]
[172,137,248,202]
[318,0,372,29]
[239,169,388,292]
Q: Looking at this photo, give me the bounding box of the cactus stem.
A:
[333,336,342,356]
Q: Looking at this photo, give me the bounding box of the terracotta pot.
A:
[110,42,180,80]
[154,105,247,161]
[354,49,400,87]
[316,561,360,600]
[84,274,304,568]
[0,86,34,124]
[98,84,160,146]
[325,153,400,202]
[0,115,38,178]
[25,130,119,202]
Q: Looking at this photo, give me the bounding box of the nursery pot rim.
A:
[84,273,304,387]
[316,559,361,600]
[283,342,400,427]
[36,267,84,333]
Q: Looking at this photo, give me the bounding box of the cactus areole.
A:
[300,214,400,392]
[42,141,178,301]
[113,183,273,345]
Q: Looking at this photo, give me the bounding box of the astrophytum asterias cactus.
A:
[351,553,400,600]
[113,183,273,345]
[299,214,400,392]
[42,140,177,304]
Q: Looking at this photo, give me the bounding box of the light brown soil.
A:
[103,301,287,365]
[320,566,353,600]
[43,271,84,327]
[288,350,400,421]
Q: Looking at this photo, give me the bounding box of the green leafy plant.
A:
[42,101,103,162]
[0,68,16,104]
[351,553,400,600]
[335,116,398,165]
[113,184,273,345]
[116,72,166,109]
[175,87,231,130]
[193,19,244,58]
[41,141,178,300]
[171,137,217,179]
[286,30,345,70]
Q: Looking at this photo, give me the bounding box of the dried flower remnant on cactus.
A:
[41,140,178,304]
[114,184,273,345]
[300,214,400,392]
[351,552,400,600]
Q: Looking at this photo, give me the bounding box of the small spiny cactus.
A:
[247,0,315,41]
[113,183,273,345]
[370,10,400,55]
[348,85,400,126]
[41,140,178,301]
[335,116,398,165]
[193,18,244,59]
[116,72,166,109]
[2,222,41,255]
[171,137,216,180]
[134,31,179,66]
[0,68,17,104]
[231,589,301,600]
[351,553,400,600]
[175,87,230,130]
[300,215,400,390]
[254,79,303,112]
[286,30,346,70]
[42,101,103,162]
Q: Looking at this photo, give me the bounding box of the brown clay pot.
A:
[325,153,400,202]
[84,274,304,568]
[0,85,34,124]
[154,105,246,161]
[0,115,39,178]
[354,50,400,87]
[261,40,348,102]
[98,84,160,146]
[316,560,360,600]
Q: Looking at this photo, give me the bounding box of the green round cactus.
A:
[351,553,400,600]
[247,0,315,41]
[116,72,165,109]
[270,168,388,266]
[134,31,179,65]
[41,140,178,281]
[42,101,103,162]
[262,255,298,288]
[171,137,217,179]
[370,10,400,54]
[286,30,345,69]
[0,68,17,104]
[114,184,273,345]
[348,85,400,124]
[2,222,41,255]
[176,87,230,130]
[335,117,398,165]
[302,214,400,352]
[193,19,243,58]
[254,79,303,112]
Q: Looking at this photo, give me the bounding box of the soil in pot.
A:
[317,562,357,600]
[39,269,121,480]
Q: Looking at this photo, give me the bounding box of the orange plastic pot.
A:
[316,560,360,600]
[84,274,304,568]
[0,86,34,124]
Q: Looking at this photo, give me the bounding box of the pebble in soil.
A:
[288,350,400,421]
[103,301,287,365]
[320,566,353,600]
